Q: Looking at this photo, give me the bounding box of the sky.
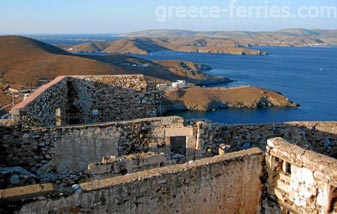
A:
[0,0,336,34]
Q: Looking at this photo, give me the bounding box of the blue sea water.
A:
[139,47,337,124]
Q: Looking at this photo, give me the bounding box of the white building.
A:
[172,80,187,88]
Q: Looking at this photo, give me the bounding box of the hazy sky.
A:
[0,0,336,34]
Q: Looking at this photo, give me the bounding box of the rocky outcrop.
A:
[162,86,299,112]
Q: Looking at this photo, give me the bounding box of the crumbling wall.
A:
[0,123,59,187]
[87,152,172,178]
[1,120,337,186]
[67,75,156,124]
[264,137,337,214]
[42,116,189,173]
[10,76,69,126]
[18,148,264,214]
[10,75,156,126]
[196,121,337,158]
[0,116,190,178]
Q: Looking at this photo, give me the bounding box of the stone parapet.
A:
[18,148,263,214]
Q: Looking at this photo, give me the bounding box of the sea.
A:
[139,47,337,124]
[37,36,337,124]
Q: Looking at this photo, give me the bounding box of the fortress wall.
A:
[10,76,69,126]
[265,137,337,213]
[10,75,156,126]
[41,116,188,173]
[196,121,337,158]
[1,120,337,188]
[66,75,156,124]
[0,117,189,183]
[18,148,263,214]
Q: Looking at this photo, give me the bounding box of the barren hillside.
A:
[61,37,266,55]
[0,36,124,87]
[163,86,299,111]
[124,28,337,47]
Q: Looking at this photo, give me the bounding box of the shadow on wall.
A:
[63,77,156,125]
[10,75,158,126]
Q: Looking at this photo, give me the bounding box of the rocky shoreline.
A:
[160,86,299,113]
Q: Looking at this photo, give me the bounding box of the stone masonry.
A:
[1,119,337,187]
[194,121,337,158]
[265,137,337,213]
[10,75,156,126]
[17,148,264,214]
[0,116,189,176]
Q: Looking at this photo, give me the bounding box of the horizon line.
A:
[1,27,337,36]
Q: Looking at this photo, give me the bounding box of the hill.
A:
[0,36,124,87]
[163,86,299,112]
[153,60,212,81]
[61,36,266,55]
[123,28,337,47]
[66,41,110,53]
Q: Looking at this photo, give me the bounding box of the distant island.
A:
[51,28,337,56]
[59,37,267,56]
[122,28,337,47]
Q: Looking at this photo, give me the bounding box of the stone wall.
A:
[41,116,190,173]
[265,137,337,214]
[66,75,156,124]
[0,123,57,181]
[195,121,337,158]
[87,152,172,178]
[10,75,156,126]
[2,120,337,213]
[1,119,337,187]
[0,116,192,177]
[10,76,68,126]
[18,148,264,214]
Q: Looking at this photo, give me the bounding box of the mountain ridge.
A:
[121,28,337,46]
[61,37,266,56]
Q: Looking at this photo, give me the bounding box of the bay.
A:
[139,47,337,124]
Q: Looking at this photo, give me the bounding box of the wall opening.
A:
[55,108,62,126]
[282,162,291,175]
[285,162,291,174]
[330,186,337,213]
[170,136,186,156]
[66,80,81,125]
